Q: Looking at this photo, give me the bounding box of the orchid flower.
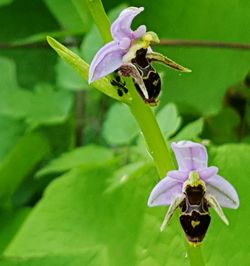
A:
[148,140,239,244]
[88,7,191,104]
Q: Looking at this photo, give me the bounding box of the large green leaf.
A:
[0,247,109,266]
[203,144,250,265]
[0,208,30,254]
[3,165,186,265]
[0,0,59,87]
[204,107,240,144]
[0,0,59,42]
[156,103,182,138]
[26,84,73,128]
[44,0,91,33]
[102,103,140,145]
[0,117,25,162]
[0,57,20,91]
[0,0,12,7]
[0,131,50,207]
[36,145,115,177]
[173,118,204,141]
[0,82,73,127]
[5,144,250,265]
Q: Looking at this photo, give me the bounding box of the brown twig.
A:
[159,39,250,50]
[1,39,250,50]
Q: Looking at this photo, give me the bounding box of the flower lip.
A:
[148,140,239,211]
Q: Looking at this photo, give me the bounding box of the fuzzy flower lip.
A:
[148,140,239,209]
[88,7,147,83]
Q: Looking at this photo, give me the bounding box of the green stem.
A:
[83,2,206,265]
[85,0,112,43]
[186,244,205,266]
[125,78,175,177]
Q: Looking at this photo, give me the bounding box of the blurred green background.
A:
[0,0,250,265]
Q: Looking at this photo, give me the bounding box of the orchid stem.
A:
[125,78,175,177]
[85,0,112,43]
[186,243,206,266]
[84,1,206,265]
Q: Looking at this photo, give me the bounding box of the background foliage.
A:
[0,0,250,265]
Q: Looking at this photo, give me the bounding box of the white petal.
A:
[206,175,239,209]
[198,166,218,181]
[111,7,146,40]
[148,176,182,207]
[88,41,124,83]
[171,141,208,171]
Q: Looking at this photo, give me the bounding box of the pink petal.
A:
[198,166,218,181]
[171,141,208,171]
[111,7,146,41]
[148,176,182,207]
[206,175,239,209]
[88,41,124,83]
[167,170,189,182]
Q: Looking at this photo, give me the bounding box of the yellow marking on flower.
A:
[142,31,160,47]
[191,220,200,228]
[122,31,159,63]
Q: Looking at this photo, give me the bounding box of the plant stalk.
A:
[125,78,175,177]
[82,1,206,265]
[85,0,112,43]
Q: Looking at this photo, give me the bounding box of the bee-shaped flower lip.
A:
[148,140,239,242]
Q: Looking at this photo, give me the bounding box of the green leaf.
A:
[246,104,250,126]
[8,153,246,265]
[0,208,30,253]
[0,89,32,119]
[26,84,73,128]
[105,161,152,193]
[0,0,59,43]
[0,57,20,91]
[1,247,108,266]
[202,144,250,265]
[156,103,182,138]
[4,165,186,265]
[173,117,204,141]
[0,117,25,162]
[36,145,115,177]
[0,82,73,127]
[204,107,241,144]
[0,131,50,207]
[103,103,140,145]
[0,0,13,7]
[44,0,90,32]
